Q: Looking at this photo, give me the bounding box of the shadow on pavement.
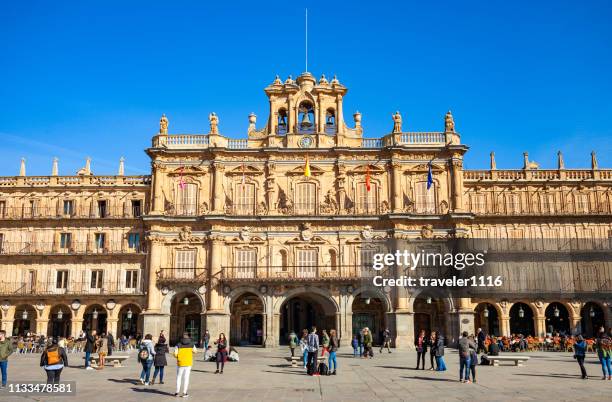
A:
[512,373,586,379]
[263,370,309,376]
[131,387,176,396]
[108,378,141,385]
[401,376,456,382]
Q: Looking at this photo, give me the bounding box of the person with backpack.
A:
[151,337,168,385]
[138,334,155,385]
[595,327,611,380]
[83,329,96,370]
[306,326,320,376]
[363,327,373,359]
[328,329,339,375]
[288,331,298,357]
[0,330,14,389]
[40,337,68,384]
[174,332,196,397]
[214,333,228,374]
[299,329,309,369]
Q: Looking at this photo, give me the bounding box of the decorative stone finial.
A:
[591,151,598,170]
[209,112,219,135]
[19,158,26,177]
[392,111,403,133]
[557,151,565,170]
[284,75,294,85]
[52,157,58,176]
[159,114,169,135]
[319,74,328,85]
[272,75,282,85]
[248,113,257,133]
[76,157,92,176]
[445,110,455,132]
[353,111,362,125]
[331,75,339,85]
[523,152,539,170]
[490,152,496,170]
[118,157,125,176]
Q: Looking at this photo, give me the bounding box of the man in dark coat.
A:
[107,332,114,356]
[84,329,96,370]
[477,328,486,354]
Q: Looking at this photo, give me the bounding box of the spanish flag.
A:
[365,165,371,192]
[304,154,311,177]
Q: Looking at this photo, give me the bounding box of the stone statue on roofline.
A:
[159,114,169,135]
[392,111,402,133]
[209,112,219,134]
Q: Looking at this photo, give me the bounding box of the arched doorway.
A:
[83,304,107,334]
[581,302,605,337]
[170,292,203,346]
[279,293,336,344]
[545,302,569,335]
[48,305,71,338]
[352,296,386,345]
[230,292,264,346]
[509,302,534,336]
[413,296,446,340]
[13,304,36,336]
[119,304,142,338]
[474,303,500,336]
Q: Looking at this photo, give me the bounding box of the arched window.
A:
[277,108,288,134]
[297,101,315,134]
[295,182,316,214]
[177,183,198,216]
[325,108,336,134]
[235,183,256,215]
[356,182,377,214]
[415,181,436,214]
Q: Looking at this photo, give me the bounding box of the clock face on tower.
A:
[300,135,313,148]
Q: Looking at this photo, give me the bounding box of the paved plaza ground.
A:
[0,347,610,401]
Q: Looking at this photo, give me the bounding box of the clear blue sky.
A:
[1,1,611,176]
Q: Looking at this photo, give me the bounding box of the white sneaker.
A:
[86,367,94,370]
[140,378,145,384]
[144,382,149,386]
[181,394,189,398]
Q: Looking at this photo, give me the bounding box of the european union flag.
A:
[427,161,433,190]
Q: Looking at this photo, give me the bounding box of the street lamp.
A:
[483,307,489,318]
[426,297,432,304]
[518,306,525,318]
[244,298,250,305]
[57,309,64,320]
[92,308,98,320]
[589,307,595,318]
[365,298,371,305]
[126,308,133,320]
[183,297,189,306]
[21,310,28,320]
[554,306,560,318]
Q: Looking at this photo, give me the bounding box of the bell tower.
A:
[263,72,361,148]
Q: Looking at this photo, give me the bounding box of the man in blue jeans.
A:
[84,329,96,370]
[0,330,15,388]
[458,331,476,383]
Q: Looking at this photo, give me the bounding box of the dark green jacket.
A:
[364,332,373,347]
[0,339,15,361]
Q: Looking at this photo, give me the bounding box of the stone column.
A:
[152,162,165,213]
[287,95,294,133]
[266,161,276,214]
[535,317,546,337]
[500,315,510,337]
[1,307,15,336]
[71,319,84,337]
[146,238,163,312]
[451,158,464,212]
[206,236,230,342]
[336,95,344,134]
[394,287,413,349]
[107,318,118,338]
[213,162,225,213]
[391,162,402,212]
[36,318,49,336]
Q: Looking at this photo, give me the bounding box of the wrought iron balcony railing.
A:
[0,281,144,296]
[0,206,144,220]
[220,265,389,282]
[0,242,145,255]
[157,268,207,283]
[467,202,612,217]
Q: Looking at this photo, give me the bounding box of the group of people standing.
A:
[414,330,447,372]
[289,326,339,376]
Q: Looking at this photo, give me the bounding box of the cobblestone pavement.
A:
[0,347,610,401]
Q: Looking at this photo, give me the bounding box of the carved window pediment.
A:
[169,165,206,175]
[348,164,385,175]
[404,163,445,173]
[286,165,325,176]
[227,165,263,176]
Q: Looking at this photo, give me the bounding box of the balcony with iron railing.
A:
[157,268,207,284]
[220,265,392,282]
[0,281,144,296]
[0,242,146,256]
[469,202,612,217]
[0,206,144,220]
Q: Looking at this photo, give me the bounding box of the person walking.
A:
[40,338,68,384]
[0,330,15,388]
[306,326,320,376]
[83,329,96,370]
[363,327,373,359]
[595,328,611,380]
[380,328,392,353]
[414,329,427,370]
[351,335,359,357]
[476,328,486,354]
[97,333,108,370]
[328,329,339,375]
[288,331,298,358]
[107,332,114,357]
[574,335,588,379]
[214,333,228,374]
[458,331,476,383]
[151,337,168,385]
[138,334,155,385]
[174,332,196,397]
[434,333,446,371]
[428,331,437,370]
[300,329,309,369]
[358,329,365,357]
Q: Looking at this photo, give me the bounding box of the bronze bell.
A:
[300,112,312,128]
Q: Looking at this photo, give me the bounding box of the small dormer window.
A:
[298,101,315,134]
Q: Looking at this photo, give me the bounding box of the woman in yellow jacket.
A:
[174,332,197,398]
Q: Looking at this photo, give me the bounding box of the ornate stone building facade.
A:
[1,72,610,347]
